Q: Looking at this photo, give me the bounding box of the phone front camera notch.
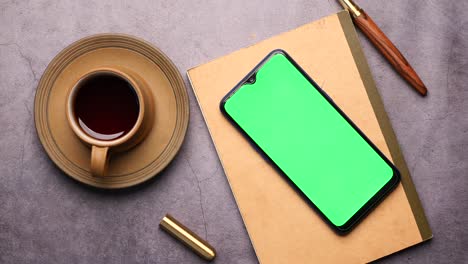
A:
[245,73,257,85]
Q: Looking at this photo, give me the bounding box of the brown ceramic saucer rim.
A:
[34,33,190,189]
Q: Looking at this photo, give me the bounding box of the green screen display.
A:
[223,52,395,228]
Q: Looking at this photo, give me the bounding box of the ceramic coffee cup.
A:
[67,67,154,177]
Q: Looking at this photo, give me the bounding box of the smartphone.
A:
[220,50,400,234]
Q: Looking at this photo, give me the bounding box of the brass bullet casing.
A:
[160,214,216,261]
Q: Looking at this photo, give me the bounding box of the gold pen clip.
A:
[338,0,362,17]
[160,214,217,261]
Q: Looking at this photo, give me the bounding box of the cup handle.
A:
[91,146,109,177]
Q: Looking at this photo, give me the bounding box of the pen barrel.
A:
[353,10,427,96]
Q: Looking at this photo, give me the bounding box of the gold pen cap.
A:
[338,0,362,17]
[160,214,216,261]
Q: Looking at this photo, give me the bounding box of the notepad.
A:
[187,11,432,263]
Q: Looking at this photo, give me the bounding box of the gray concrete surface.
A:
[1,0,467,263]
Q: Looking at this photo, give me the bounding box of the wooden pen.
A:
[338,0,428,96]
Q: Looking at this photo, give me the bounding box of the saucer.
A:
[34,34,189,189]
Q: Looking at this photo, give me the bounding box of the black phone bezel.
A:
[219,49,400,235]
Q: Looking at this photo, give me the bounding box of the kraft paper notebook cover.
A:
[187,11,432,263]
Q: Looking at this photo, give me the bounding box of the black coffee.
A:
[74,73,140,141]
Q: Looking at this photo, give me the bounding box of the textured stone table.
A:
[1,0,467,263]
